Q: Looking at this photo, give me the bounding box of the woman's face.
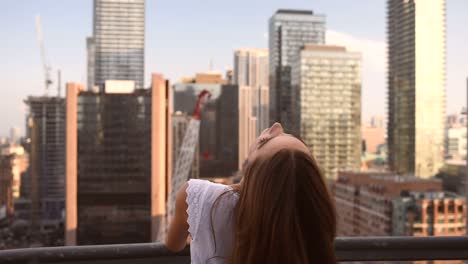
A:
[243,123,310,169]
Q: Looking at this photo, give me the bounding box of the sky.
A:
[1,0,468,137]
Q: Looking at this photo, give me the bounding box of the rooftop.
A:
[403,191,464,200]
[302,44,346,52]
[234,48,268,55]
[276,9,314,15]
[445,159,466,166]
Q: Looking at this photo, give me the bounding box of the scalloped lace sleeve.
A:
[186,179,208,240]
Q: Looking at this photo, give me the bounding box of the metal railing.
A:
[1,236,468,263]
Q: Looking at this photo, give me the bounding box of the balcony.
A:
[1,236,468,263]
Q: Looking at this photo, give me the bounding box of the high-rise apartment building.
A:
[291,44,361,179]
[332,171,466,237]
[65,74,171,245]
[24,96,65,232]
[387,0,446,178]
[269,9,326,129]
[88,0,145,91]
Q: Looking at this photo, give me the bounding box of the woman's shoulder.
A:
[187,179,233,196]
[186,179,238,239]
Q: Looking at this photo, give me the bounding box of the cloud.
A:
[326,30,387,118]
[326,30,386,71]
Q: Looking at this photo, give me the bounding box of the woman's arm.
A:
[165,182,189,252]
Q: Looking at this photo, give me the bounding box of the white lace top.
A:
[186,179,239,264]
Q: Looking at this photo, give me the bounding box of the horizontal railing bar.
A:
[0,243,189,263]
[335,236,468,261]
[0,236,468,263]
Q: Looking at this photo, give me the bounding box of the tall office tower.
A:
[291,45,361,180]
[238,86,257,170]
[89,0,145,91]
[24,96,65,232]
[65,75,171,245]
[234,48,269,88]
[269,9,326,130]
[387,0,446,178]
[234,48,270,135]
[9,127,21,145]
[172,112,200,179]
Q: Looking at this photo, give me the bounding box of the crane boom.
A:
[157,90,211,242]
[35,15,52,96]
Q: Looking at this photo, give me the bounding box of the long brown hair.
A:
[229,148,337,264]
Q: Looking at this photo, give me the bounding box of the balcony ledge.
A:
[0,236,468,263]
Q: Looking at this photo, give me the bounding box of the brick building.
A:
[332,171,466,236]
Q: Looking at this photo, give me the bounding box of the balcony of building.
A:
[1,236,468,264]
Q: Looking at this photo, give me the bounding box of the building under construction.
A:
[24,96,66,233]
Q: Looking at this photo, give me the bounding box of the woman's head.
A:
[231,123,336,264]
[243,122,309,168]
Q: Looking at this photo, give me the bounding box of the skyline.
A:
[2,0,468,135]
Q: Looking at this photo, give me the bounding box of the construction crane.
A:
[35,15,52,96]
[160,90,211,241]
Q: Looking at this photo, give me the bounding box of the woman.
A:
[166,123,336,264]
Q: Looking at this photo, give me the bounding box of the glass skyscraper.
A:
[291,45,361,179]
[387,0,446,178]
[268,9,326,130]
[89,0,145,91]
